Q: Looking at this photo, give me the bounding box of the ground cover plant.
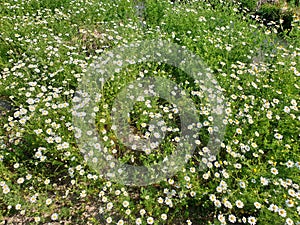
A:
[0,0,299,224]
[237,0,300,35]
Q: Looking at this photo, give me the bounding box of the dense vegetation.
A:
[0,0,299,224]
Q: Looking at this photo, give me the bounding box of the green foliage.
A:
[0,0,299,224]
[257,3,281,21]
[238,0,257,10]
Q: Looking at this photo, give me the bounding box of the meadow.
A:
[0,0,299,224]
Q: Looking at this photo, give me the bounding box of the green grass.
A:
[0,0,299,224]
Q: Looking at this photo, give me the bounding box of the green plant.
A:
[0,0,299,224]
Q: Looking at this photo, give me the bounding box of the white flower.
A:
[44,179,50,185]
[117,219,124,225]
[216,186,222,193]
[17,177,24,184]
[136,218,142,225]
[161,214,167,220]
[30,195,37,203]
[140,209,146,216]
[239,181,246,188]
[234,163,242,169]
[147,217,154,224]
[14,163,20,169]
[46,198,52,205]
[125,209,131,215]
[288,189,295,197]
[286,199,294,207]
[248,216,257,225]
[242,217,247,223]
[158,197,164,204]
[224,200,232,209]
[285,218,294,225]
[228,214,236,223]
[209,194,216,202]
[106,217,112,223]
[254,202,261,209]
[278,208,287,217]
[260,177,269,186]
[284,106,290,113]
[80,190,86,198]
[271,167,278,175]
[286,160,294,168]
[236,128,242,134]
[274,133,283,140]
[165,198,173,206]
[184,176,190,182]
[186,219,192,225]
[106,202,113,210]
[236,200,244,208]
[15,204,21,210]
[51,213,58,221]
[168,179,174,185]
[203,172,210,179]
[218,214,226,223]
[226,46,232,51]
[122,200,129,208]
[214,200,221,207]
[268,204,278,212]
